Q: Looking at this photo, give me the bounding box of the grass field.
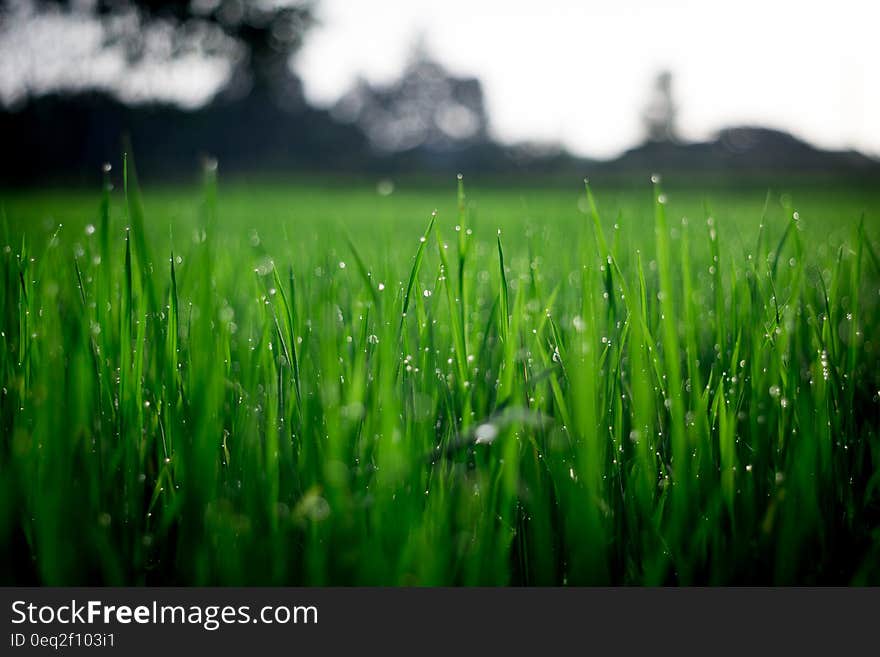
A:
[2,166,879,585]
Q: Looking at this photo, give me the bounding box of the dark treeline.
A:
[5,89,878,186]
[1,91,373,183]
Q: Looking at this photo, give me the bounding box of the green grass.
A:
[1,168,879,585]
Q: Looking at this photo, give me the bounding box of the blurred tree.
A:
[0,0,379,181]
[4,0,316,107]
[333,41,490,152]
[641,70,678,143]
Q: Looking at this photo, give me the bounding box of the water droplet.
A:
[474,423,498,445]
[376,179,394,196]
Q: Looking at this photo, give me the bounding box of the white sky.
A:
[296,0,880,158]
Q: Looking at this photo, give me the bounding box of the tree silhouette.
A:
[333,41,490,152]
[641,70,678,143]
[5,0,316,106]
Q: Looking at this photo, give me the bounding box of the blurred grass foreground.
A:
[1,167,879,585]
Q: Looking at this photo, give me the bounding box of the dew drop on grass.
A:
[254,257,274,275]
[474,423,498,445]
[376,179,394,196]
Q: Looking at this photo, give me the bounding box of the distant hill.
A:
[598,127,880,176]
[332,125,880,179]
[348,126,880,179]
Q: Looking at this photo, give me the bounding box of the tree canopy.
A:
[4,0,316,104]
